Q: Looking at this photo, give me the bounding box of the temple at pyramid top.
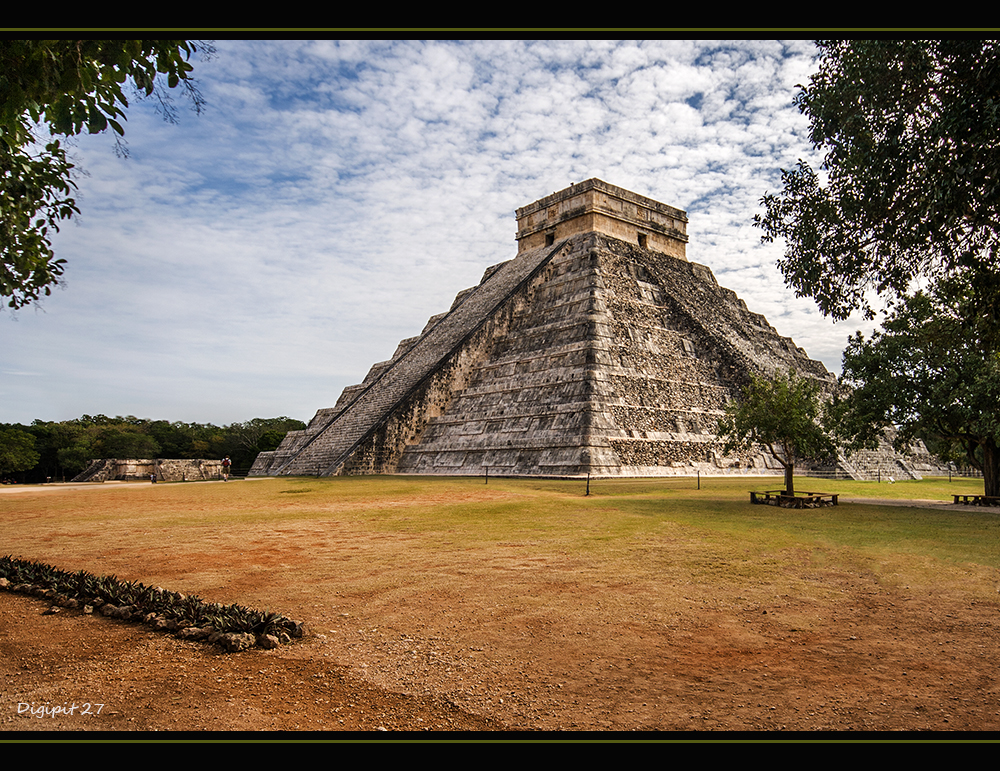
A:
[515,178,689,260]
[250,179,940,481]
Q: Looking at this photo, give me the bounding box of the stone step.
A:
[275,240,566,476]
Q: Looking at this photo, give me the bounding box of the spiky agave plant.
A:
[1,555,302,647]
[71,569,99,599]
[0,556,36,585]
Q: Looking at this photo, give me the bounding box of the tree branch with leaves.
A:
[833,273,1000,497]
[755,40,1000,331]
[0,40,213,309]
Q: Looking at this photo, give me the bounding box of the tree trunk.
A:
[784,463,795,496]
[983,440,1000,498]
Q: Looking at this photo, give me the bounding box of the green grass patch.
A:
[3,474,998,612]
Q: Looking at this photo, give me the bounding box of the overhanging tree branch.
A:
[0,40,213,309]
[757,40,1000,330]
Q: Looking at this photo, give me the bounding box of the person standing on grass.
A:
[222,456,231,481]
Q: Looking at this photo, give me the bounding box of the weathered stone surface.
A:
[253,179,936,481]
[217,632,256,653]
[515,178,688,259]
[177,626,213,641]
[256,633,281,650]
[72,458,225,483]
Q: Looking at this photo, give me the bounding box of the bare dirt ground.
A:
[2,482,999,736]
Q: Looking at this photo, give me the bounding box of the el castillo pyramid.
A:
[250,179,939,480]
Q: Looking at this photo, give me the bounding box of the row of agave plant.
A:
[0,555,302,645]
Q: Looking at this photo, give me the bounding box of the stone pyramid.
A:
[251,179,935,480]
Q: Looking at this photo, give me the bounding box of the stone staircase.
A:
[266,240,566,476]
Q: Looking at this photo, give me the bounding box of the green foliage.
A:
[717,370,836,495]
[756,40,1000,326]
[0,40,212,309]
[92,426,161,459]
[836,274,1000,496]
[0,135,77,308]
[16,414,304,481]
[0,425,40,475]
[230,417,307,456]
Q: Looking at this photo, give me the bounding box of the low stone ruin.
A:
[72,458,225,483]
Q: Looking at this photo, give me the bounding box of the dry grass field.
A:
[2,474,999,734]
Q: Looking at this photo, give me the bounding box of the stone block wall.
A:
[72,458,225,482]
[260,238,566,477]
[516,178,688,259]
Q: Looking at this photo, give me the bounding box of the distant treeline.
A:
[0,415,306,482]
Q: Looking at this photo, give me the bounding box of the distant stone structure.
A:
[72,458,225,483]
[251,179,940,480]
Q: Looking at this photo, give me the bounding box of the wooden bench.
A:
[750,490,839,508]
[953,494,1000,507]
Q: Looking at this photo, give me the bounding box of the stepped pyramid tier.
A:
[251,179,935,480]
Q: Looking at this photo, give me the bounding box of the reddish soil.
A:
[0,592,498,733]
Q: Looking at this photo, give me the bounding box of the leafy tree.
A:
[56,440,96,476]
[12,413,305,481]
[1,40,212,309]
[717,370,836,496]
[834,274,1000,497]
[755,40,1000,328]
[94,427,160,459]
[29,419,90,479]
[231,417,305,452]
[227,417,306,470]
[0,425,40,477]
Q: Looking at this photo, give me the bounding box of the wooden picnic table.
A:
[750,490,839,508]
[953,494,1000,506]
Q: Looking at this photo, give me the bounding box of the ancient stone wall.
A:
[72,459,225,482]
[516,178,688,259]
[395,233,835,477]
[396,236,608,476]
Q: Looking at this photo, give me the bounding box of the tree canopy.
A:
[835,273,1000,497]
[755,40,1000,326]
[0,40,211,309]
[716,370,836,496]
[1,414,305,482]
[0,426,39,477]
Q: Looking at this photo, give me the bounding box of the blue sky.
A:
[1,39,871,426]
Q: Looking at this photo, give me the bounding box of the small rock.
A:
[256,634,281,650]
[177,626,212,641]
[218,632,256,652]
